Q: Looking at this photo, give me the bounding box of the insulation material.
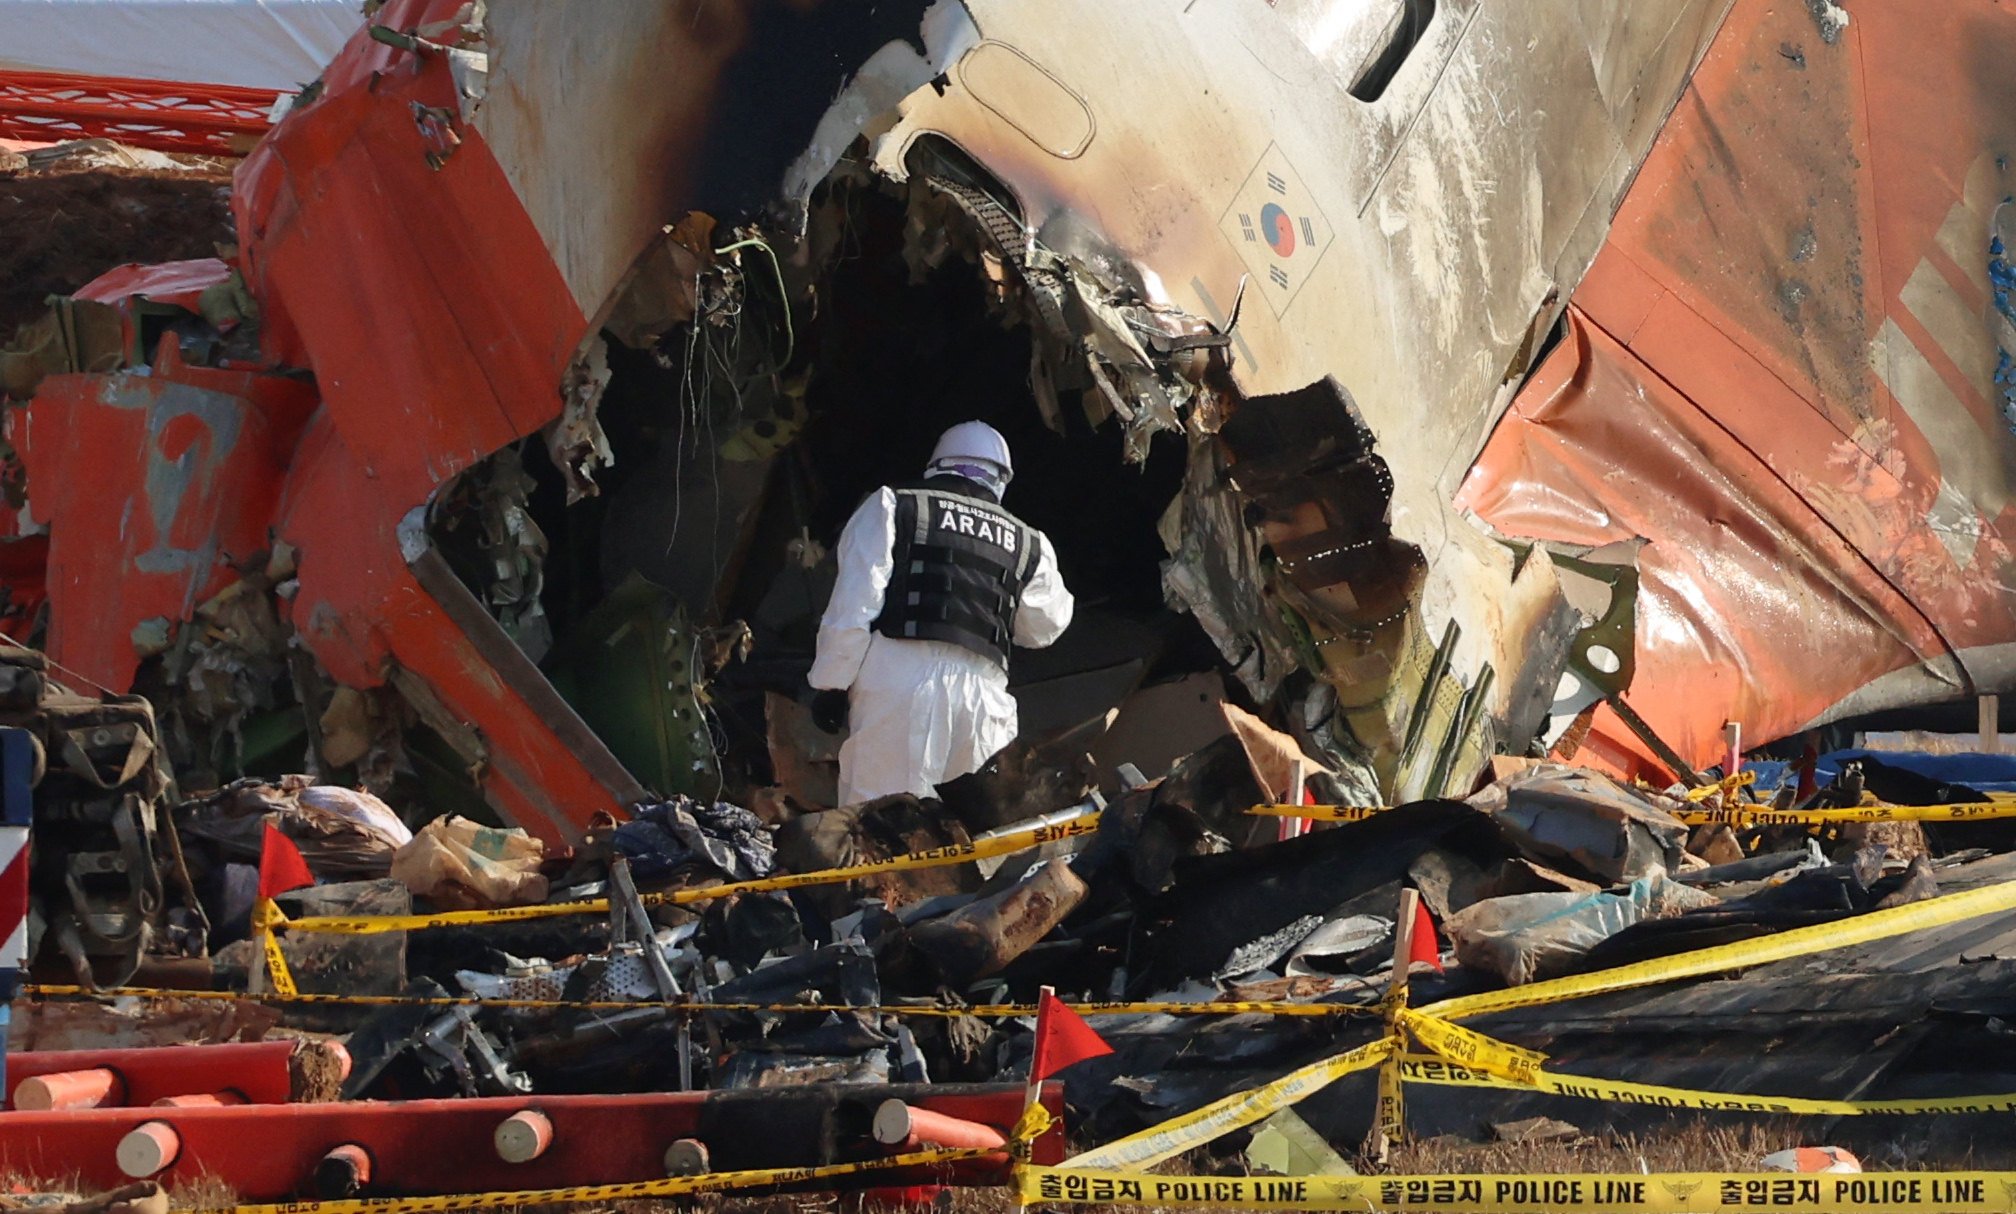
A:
[180,776,408,879]
[296,785,411,849]
[1467,762,1689,886]
[1445,867,1719,986]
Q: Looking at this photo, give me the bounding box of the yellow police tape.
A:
[195,1146,994,1214]
[1062,1037,1395,1171]
[1396,1055,2016,1115]
[1677,797,2016,826]
[271,812,1100,936]
[1251,788,2016,828]
[1053,878,2016,1170]
[1014,1166,2016,1213]
[1681,770,1758,802]
[1395,1008,1545,1086]
[260,929,297,997]
[19,982,1379,1020]
[1251,802,1396,823]
[250,899,298,997]
[1421,874,2016,1021]
[1396,1009,2016,1115]
[1374,1055,1405,1145]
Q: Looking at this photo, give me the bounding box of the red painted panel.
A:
[17,343,315,692]
[73,259,235,316]
[8,5,625,837]
[220,6,620,838]
[1461,310,1940,771]
[237,29,582,511]
[0,1085,1062,1198]
[1463,0,2016,768]
[4,1041,296,1109]
[0,71,276,157]
[273,418,621,842]
[0,535,49,640]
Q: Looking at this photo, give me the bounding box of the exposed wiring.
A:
[688,628,725,803]
[712,236,794,371]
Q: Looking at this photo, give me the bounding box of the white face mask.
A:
[927,458,1010,498]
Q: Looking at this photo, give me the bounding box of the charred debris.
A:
[8,137,2016,1161]
[16,605,2016,1159]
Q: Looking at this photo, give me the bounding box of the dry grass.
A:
[1388,1120,1835,1174]
[0,1170,85,1207]
[165,1175,239,1211]
[0,1172,236,1211]
[546,1125,1954,1214]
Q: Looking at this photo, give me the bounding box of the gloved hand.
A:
[809,688,850,734]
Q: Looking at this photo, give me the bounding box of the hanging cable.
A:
[712,236,794,371]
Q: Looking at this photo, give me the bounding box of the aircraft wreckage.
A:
[1,0,2013,849]
[7,0,2016,1196]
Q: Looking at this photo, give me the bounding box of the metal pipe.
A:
[151,1092,245,1109]
[871,1101,1007,1152]
[116,1121,180,1178]
[16,1067,124,1111]
[663,1138,710,1177]
[495,1109,554,1164]
[970,795,1104,844]
[315,1144,373,1198]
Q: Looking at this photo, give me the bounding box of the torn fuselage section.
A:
[431,136,1246,811]
[0,0,1611,844]
[866,143,1515,799]
[434,111,1508,812]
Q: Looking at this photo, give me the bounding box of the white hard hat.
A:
[929,421,1013,477]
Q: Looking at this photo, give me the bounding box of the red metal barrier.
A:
[0,70,277,156]
[4,1040,299,1109]
[0,1083,1064,1198]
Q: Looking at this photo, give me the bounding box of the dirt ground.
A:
[0,158,234,338]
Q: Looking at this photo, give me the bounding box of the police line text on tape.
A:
[1014,1166,2016,1213]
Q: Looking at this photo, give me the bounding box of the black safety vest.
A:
[871,478,1037,669]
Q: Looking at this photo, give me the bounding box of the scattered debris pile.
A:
[16,622,2016,1173]
[7,0,2016,1198]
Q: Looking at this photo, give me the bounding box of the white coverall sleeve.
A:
[1012,530,1074,648]
[808,488,898,691]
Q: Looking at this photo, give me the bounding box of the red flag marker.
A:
[1030,988,1113,1082]
[1408,897,1443,974]
[258,822,316,902]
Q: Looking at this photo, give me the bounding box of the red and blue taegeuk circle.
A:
[1261,202,1295,256]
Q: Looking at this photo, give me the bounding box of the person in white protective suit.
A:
[807,422,1074,805]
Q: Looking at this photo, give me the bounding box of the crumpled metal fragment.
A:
[1214,912,1323,982]
[546,335,615,504]
[912,172,1222,461]
[433,447,552,662]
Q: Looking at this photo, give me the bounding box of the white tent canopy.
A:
[0,0,361,91]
